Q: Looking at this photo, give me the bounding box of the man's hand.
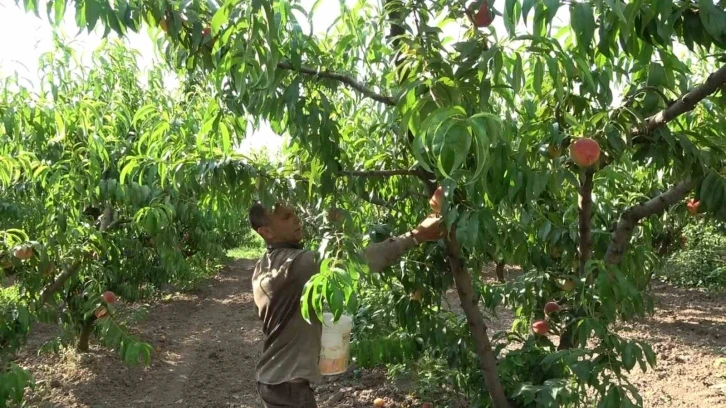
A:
[411,214,446,242]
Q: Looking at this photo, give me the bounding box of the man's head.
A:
[249,202,303,244]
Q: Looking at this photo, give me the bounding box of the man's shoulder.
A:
[292,248,316,264]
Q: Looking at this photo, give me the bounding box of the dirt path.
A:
[14,260,726,408]
[18,259,265,408]
[616,282,726,407]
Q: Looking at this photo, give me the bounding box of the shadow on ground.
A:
[17,259,264,408]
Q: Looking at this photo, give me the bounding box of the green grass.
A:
[226,233,266,260]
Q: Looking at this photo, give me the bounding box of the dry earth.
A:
[11,260,726,407]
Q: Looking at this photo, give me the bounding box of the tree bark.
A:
[39,261,82,306]
[604,179,698,265]
[632,65,726,136]
[77,316,97,352]
[99,203,113,231]
[445,235,512,408]
[276,61,396,106]
[495,261,505,283]
[578,169,594,278]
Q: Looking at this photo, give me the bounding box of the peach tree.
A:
[0,38,260,406]
[11,0,726,407]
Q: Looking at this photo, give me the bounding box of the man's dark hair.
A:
[249,202,269,231]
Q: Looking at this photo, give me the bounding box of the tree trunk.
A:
[557,327,574,350]
[561,178,697,350]
[77,317,97,352]
[384,3,508,406]
[495,261,505,283]
[445,235,512,408]
[578,169,594,279]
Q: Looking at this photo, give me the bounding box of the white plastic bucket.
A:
[319,312,353,375]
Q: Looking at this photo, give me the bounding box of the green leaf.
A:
[647,63,667,88]
[622,342,636,370]
[513,54,523,93]
[504,0,518,36]
[533,59,544,95]
[219,121,230,153]
[119,158,138,184]
[569,361,592,381]
[641,342,657,367]
[698,0,726,41]
[570,2,596,53]
[132,104,157,125]
[211,5,230,32]
[599,386,621,408]
[84,0,102,32]
[52,0,66,23]
[538,220,552,241]
[522,0,536,23]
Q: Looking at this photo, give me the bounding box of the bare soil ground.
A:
[12,260,726,408]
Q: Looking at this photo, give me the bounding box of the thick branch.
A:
[39,261,82,306]
[632,65,726,136]
[356,191,394,208]
[444,234,512,408]
[495,261,505,283]
[106,217,131,231]
[578,169,594,278]
[99,203,113,231]
[604,179,698,265]
[39,203,114,307]
[276,61,395,106]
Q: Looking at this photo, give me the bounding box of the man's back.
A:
[252,248,322,385]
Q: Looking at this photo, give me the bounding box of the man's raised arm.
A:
[362,215,444,273]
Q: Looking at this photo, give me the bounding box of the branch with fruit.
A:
[465,0,496,29]
[276,1,497,107]
[604,178,699,265]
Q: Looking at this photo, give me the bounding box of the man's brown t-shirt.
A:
[252,234,416,385]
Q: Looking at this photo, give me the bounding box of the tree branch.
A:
[39,261,82,306]
[276,61,396,106]
[99,203,113,231]
[106,217,131,231]
[38,203,115,308]
[444,232,512,408]
[632,65,726,136]
[604,179,698,265]
[360,194,393,208]
[578,169,594,278]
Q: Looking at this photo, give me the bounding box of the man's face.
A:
[258,204,303,244]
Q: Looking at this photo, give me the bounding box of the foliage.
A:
[0,37,252,405]
[226,229,266,259]
[657,222,726,290]
[6,0,726,407]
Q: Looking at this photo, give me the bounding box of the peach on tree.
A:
[569,137,601,168]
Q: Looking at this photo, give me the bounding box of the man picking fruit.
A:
[249,202,444,407]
